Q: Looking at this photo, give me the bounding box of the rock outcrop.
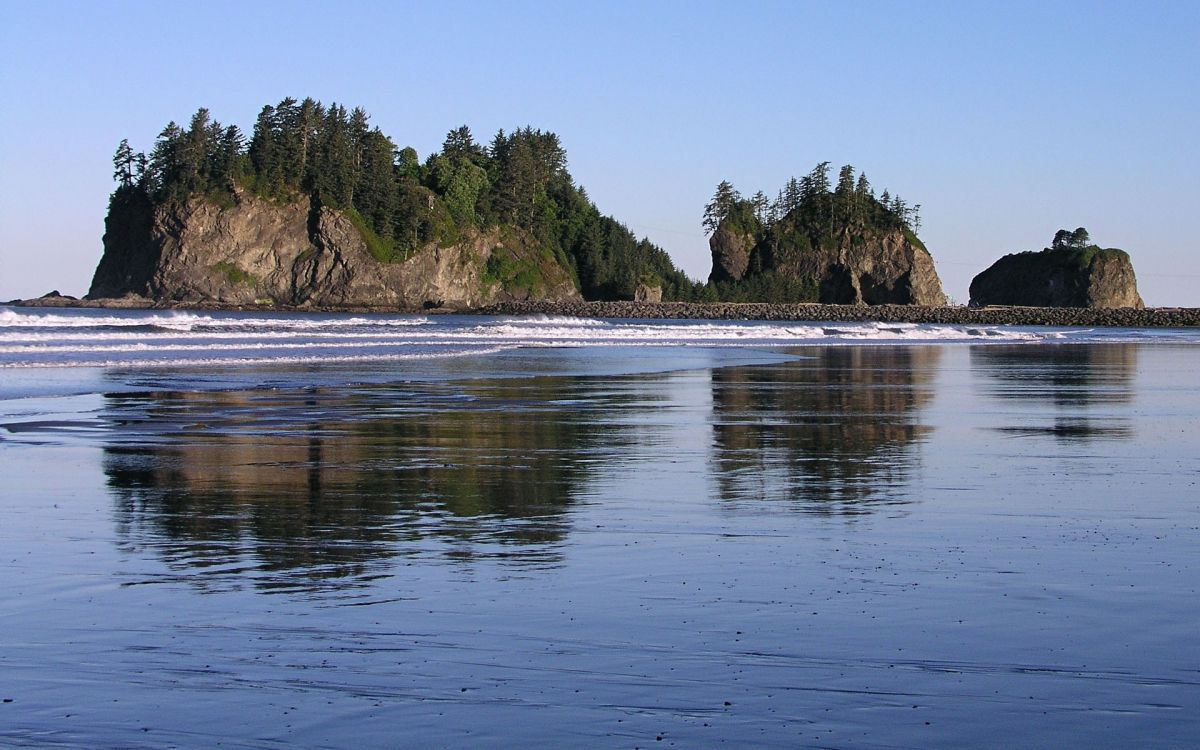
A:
[709,220,945,306]
[89,191,581,308]
[708,225,756,284]
[633,283,663,303]
[969,246,1143,309]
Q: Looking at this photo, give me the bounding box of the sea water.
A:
[1,307,1198,747]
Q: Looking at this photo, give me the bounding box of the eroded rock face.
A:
[969,248,1144,309]
[633,284,663,303]
[708,226,755,283]
[709,218,946,305]
[88,192,581,308]
[819,228,946,306]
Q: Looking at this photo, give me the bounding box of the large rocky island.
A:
[91,189,580,309]
[87,98,695,309]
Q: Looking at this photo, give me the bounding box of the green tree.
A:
[1052,227,1091,249]
[703,180,741,234]
[353,128,400,238]
[311,104,357,208]
[835,164,855,196]
[430,152,488,228]
[113,139,136,188]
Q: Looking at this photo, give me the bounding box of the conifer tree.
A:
[702,180,741,234]
[113,139,136,188]
[854,172,871,197]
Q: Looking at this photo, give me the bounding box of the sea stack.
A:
[969,228,1144,309]
[703,165,945,305]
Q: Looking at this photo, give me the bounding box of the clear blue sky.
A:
[2,1,1198,305]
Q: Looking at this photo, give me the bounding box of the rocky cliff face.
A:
[89,191,581,308]
[709,221,945,305]
[969,247,1143,309]
[708,225,755,284]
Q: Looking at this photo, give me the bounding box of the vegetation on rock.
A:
[702,163,942,304]
[109,99,696,301]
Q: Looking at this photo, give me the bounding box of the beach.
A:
[1,308,1198,747]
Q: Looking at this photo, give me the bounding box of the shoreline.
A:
[6,296,1200,328]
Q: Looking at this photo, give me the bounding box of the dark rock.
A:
[709,225,755,283]
[969,246,1144,309]
[468,300,1199,328]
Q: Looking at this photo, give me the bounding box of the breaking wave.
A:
[0,306,1092,369]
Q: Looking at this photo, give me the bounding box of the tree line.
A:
[703,162,921,238]
[110,98,695,301]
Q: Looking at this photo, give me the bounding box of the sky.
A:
[1,1,1198,305]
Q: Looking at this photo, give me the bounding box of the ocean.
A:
[2,307,1198,747]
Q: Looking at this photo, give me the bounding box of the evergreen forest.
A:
[109,98,696,301]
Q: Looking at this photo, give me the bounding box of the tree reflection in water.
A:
[710,346,940,515]
[971,344,1137,441]
[104,378,642,591]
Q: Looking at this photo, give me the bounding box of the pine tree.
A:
[750,190,770,226]
[702,180,741,234]
[113,139,136,188]
[311,104,356,208]
[780,177,803,215]
[249,105,281,194]
[807,161,831,196]
[835,164,855,222]
[442,125,480,160]
[835,164,855,196]
[854,172,871,197]
[148,121,185,200]
[353,128,399,239]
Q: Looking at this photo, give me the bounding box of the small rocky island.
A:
[703,165,945,305]
[969,228,1143,309]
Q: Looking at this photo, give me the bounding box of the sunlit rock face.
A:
[708,218,946,305]
[89,191,581,308]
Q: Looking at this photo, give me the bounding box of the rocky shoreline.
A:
[469,300,1200,328]
[7,294,1199,327]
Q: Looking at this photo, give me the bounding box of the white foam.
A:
[0,309,430,330]
[0,309,1067,370]
[0,344,517,369]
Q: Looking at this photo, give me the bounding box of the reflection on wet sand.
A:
[104,378,641,590]
[971,344,1137,441]
[710,346,940,514]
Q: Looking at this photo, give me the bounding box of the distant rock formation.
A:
[633,283,663,303]
[88,190,581,309]
[708,219,945,305]
[969,229,1143,309]
[703,166,945,305]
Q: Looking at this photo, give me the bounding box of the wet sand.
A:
[1,344,1198,747]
